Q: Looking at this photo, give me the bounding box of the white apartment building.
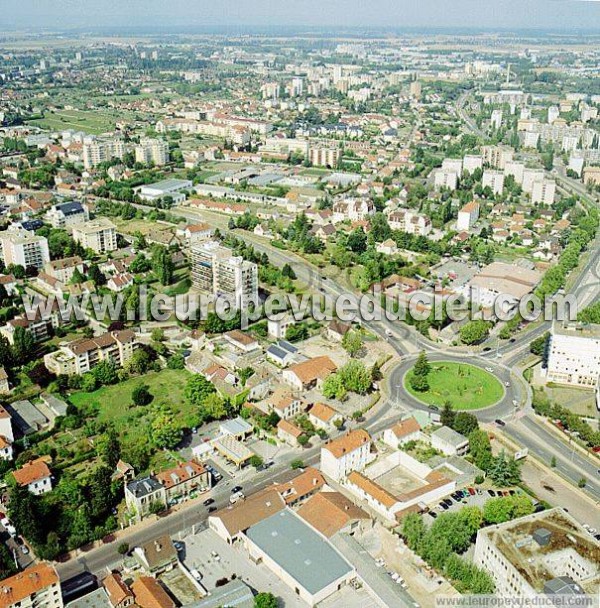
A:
[546,323,600,388]
[320,430,372,482]
[45,201,89,229]
[547,105,560,124]
[503,160,525,185]
[482,145,514,170]
[309,146,341,168]
[434,168,458,191]
[135,138,169,166]
[442,158,463,175]
[463,154,483,175]
[387,209,432,236]
[0,563,63,608]
[456,201,480,231]
[191,241,258,309]
[474,508,600,598]
[0,230,50,270]
[71,217,117,253]
[44,329,137,376]
[531,179,556,205]
[482,169,505,195]
[82,136,125,169]
[491,109,503,129]
[522,169,546,194]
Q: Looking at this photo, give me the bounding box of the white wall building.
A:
[71,217,117,253]
[320,430,372,482]
[546,323,600,388]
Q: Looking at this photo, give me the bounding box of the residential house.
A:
[102,574,134,608]
[382,416,422,449]
[277,419,304,445]
[265,340,297,367]
[13,457,52,495]
[320,430,372,482]
[431,426,469,456]
[155,461,211,502]
[130,578,175,608]
[308,403,342,432]
[282,356,337,391]
[134,535,178,575]
[125,477,167,518]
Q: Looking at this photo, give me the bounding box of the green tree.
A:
[12,326,36,363]
[409,373,429,392]
[132,384,153,406]
[249,455,264,469]
[459,320,491,345]
[487,450,522,486]
[453,412,479,436]
[402,512,426,550]
[98,428,121,469]
[322,373,347,400]
[254,592,279,608]
[339,360,371,395]
[469,429,493,472]
[92,359,119,385]
[413,351,431,377]
[342,330,363,358]
[185,374,217,405]
[441,401,456,428]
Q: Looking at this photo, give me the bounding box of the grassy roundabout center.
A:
[404,360,504,410]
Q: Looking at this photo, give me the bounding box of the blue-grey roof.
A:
[187,580,254,608]
[56,202,85,216]
[246,509,353,595]
[21,219,45,231]
[127,476,164,497]
[277,340,297,354]
[267,345,288,360]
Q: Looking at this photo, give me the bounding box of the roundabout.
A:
[388,353,526,423]
[404,360,505,410]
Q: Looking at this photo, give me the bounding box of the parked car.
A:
[487,490,496,496]
[495,419,506,426]
[208,506,217,513]
[231,485,243,494]
[203,498,215,506]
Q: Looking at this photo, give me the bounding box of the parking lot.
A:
[426,487,528,521]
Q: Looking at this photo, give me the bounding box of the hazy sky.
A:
[3,0,600,31]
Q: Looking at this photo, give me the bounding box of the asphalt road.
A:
[56,402,401,581]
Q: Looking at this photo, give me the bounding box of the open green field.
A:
[404,361,504,410]
[27,109,117,134]
[68,368,194,442]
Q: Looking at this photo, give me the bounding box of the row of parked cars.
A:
[0,513,29,555]
[429,487,522,518]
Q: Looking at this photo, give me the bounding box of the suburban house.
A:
[383,416,422,449]
[308,402,342,431]
[277,419,304,445]
[155,460,211,502]
[125,476,167,518]
[134,535,179,575]
[282,356,337,391]
[13,457,53,494]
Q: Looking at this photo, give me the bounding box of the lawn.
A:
[404,361,504,410]
[68,368,194,442]
[27,109,117,135]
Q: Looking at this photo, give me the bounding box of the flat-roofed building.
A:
[190,241,258,309]
[474,508,600,598]
[46,202,88,229]
[137,179,192,205]
[72,218,117,253]
[546,322,600,388]
[0,230,50,270]
[243,508,355,607]
[135,139,169,167]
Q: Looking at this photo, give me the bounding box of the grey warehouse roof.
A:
[245,508,353,595]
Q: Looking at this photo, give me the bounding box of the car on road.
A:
[231,485,242,494]
[229,491,245,504]
[385,329,393,337]
[505,381,510,387]
[485,367,493,372]
[487,489,496,496]
[495,419,506,426]
[203,498,214,506]
[208,506,217,513]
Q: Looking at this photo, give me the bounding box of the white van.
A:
[229,491,245,504]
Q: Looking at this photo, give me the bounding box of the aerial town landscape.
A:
[0,1,600,607]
